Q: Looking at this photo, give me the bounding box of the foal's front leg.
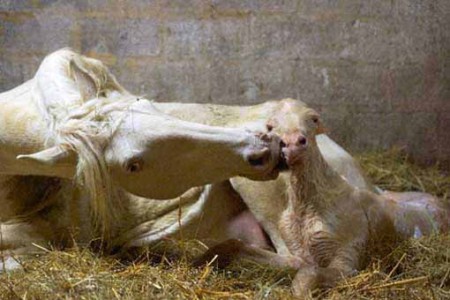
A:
[291,245,360,297]
[192,238,310,274]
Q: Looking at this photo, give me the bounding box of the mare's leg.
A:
[194,180,274,250]
[230,175,292,255]
[0,217,56,271]
[0,175,68,271]
[225,209,273,250]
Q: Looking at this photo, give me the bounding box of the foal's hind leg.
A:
[381,191,450,236]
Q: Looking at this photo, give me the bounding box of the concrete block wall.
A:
[1,0,449,167]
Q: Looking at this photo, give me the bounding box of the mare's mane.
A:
[32,48,139,238]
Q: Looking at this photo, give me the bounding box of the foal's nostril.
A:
[298,136,307,147]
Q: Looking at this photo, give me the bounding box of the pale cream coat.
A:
[0,49,282,263]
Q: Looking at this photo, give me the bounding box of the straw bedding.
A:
[1,149,448,299]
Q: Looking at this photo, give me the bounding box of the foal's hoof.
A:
[291,265,319,299]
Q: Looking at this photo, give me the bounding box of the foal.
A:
[276,105,447,296]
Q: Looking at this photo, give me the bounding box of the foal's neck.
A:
[289,141,350,212]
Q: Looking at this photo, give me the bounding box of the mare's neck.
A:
[0,81,52,175]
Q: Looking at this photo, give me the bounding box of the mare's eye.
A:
[312,117,319,124]
[266,124,274,132]
[125,158,144,173]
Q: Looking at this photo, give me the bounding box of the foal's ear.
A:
[266,118,278,132]
[316,119,328,134]
[17,146,77,167]
[311,114,328,135]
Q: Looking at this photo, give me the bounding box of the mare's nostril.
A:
[298,136,307,147]
[247,148,269,167]
[249,156,265,166]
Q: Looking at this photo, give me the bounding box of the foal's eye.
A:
[266,124,274,132]
[125,159,144,173]
[312,117,319,124]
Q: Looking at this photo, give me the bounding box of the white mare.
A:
[0,50,282,267]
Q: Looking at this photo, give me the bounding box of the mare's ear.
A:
[17,146,77,167]
[70,58,99,101]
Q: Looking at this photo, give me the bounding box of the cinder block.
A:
[291,59,390,112]
[238,56,297,103]
[211,0,297,14]
[328,63,390,112]
[0,19,6,46]
[283,17,353,61]
[79,0,209,19]
[257,0,299,13]
[389,62,445,114]
[162,21,211,59]
[153,0,210,17]
[356,22,434,64]
[207,59,242,104]
[290,59,333,106]
[0,53,42,91]
[117,59,212,102]
[437,114,450,161]
[2,3,78,53]
[162,19,250,60]
[248,15,299,58]
[325,109,439,156]
[207,19,251,58]
[111,59,161,97]
[357,1,399,17]
[211,0,259,12]
[81,19,161,57]
[2,16,75,53]
[0,0,36,11]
